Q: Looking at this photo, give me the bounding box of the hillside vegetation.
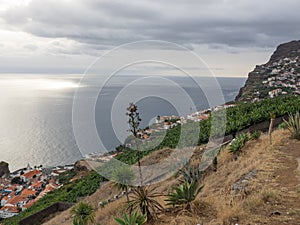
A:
[116,95,300,165]
[43,129,300,225]
[4,96,300,225]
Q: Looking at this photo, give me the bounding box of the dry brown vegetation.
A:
[43,129,300,225]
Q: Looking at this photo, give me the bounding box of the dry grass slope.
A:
[43,129,300,225]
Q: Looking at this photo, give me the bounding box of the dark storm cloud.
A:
[2,0,300,53]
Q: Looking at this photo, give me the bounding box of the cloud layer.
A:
[2,0,300,51]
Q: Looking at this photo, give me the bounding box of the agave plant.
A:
[115,210,147,225]
[129,186,163,221]
[165,181,204,211]
[179,165,202,184]
[284,112,300,140]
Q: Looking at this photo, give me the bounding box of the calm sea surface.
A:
[0,74,246,171]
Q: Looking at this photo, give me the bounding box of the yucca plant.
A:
[284,112,300,140]
[115,210,147,225]
[71,202,95,225]
[165,181,204,211]
[129,186,163,221]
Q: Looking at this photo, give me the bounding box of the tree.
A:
[116,144,125,153]
[11,176,22,185]
[70,202,95,225]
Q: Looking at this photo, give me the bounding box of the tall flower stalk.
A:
[127,103,143,186]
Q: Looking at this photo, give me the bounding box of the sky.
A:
[0,0,300,77]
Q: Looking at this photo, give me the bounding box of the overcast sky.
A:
[0,0,300,77]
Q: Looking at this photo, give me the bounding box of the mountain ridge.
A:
[236,40,300,101]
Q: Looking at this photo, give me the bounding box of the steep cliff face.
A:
[0,161,10,178]
[236,40,300,102]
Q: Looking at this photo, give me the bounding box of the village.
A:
[252,56,300,99]
[0,164,73,219]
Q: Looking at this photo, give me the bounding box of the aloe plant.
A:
[165,181,203,211]
[284,112,300,139]
[115,210,147,225]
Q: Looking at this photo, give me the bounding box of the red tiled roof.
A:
[0,205,19,213]
[31,181,43,189]
[22,170,42,179]
[5,195,27,206]
[2,196,9,201]
[21,189,37,197]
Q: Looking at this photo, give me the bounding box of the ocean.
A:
[0,74,246,171]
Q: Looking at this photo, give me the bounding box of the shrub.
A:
[284,112,300,139]
[278,122,287,129]
[165,181,204,211]
[250,131,261,140]
[228,133,249,155]
[115,211,147,225]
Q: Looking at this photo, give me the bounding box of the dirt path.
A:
[268,139,300,224]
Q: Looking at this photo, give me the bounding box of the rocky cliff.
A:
[0,161,10,178]
[236,40,300,101]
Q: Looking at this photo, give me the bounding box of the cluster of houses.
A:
[0,164,73,219]
[256,56,300,99]
[123,104,235,145]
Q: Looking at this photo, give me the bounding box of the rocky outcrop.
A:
[0,161,10,178]
[270,40,300,62]
[74,160,92,173]
[236,40,300,102]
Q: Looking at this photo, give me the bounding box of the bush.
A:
[251,131,261,140]
[228,133,249,155]
[278,122,288,129]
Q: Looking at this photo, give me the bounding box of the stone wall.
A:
[19,202,74,225]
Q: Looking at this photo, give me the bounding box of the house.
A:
[31,181,44,191]
[1,196,9,206]
[269,89,282,98]
[21,188,37,198]
[163,121,170,130]
[5,195,27,208]
[0,205,19,218]
[21,170,42,182]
